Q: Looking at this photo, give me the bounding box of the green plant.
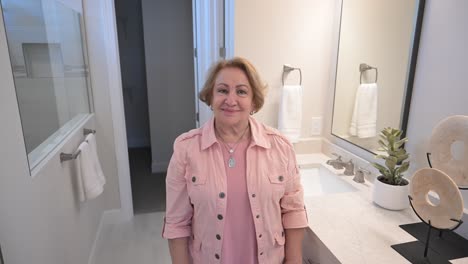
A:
[372,127,410,186]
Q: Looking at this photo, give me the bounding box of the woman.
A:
[163,57,307,264]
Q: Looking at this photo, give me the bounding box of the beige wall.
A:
[0,0,121,263]
[332,0,416,137]
[234,0,336,137]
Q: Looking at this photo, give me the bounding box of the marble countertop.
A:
[297,154,468,264]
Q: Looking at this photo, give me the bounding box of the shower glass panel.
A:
[0,0,92,171]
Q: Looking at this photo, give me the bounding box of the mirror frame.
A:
[330,0,426,155]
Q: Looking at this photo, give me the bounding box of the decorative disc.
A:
[429,115,468,187]
[410,168,463,230]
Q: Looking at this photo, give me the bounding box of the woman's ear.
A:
[250,104,256,115]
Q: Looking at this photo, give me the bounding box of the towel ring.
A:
[282,64,302,85]
[359,63,378,84]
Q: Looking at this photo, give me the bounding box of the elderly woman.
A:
[162,57,308,264]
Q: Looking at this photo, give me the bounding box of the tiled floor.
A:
[93,148,170,264]
[92,212,171,264]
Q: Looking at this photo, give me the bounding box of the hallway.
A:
[129,148,166,214]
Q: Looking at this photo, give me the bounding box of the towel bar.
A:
[60,128,96,162]
[282,64,302,85]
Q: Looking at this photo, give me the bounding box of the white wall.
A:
[325,0,468,238]
[332,0,416,137]
[142,0,196,172]
[234,0,336,138]
[0,0,122,263]
[115,0,150,148]
[405,0,468,211]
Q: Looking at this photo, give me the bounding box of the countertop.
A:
[297,154,468,264]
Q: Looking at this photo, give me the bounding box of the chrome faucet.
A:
[326,153,354,176]
[354,167,370,183]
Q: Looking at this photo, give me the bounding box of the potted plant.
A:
[371,127,410,210]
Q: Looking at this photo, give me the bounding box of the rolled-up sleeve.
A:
[162,137,193,239]
[280,146,308,229]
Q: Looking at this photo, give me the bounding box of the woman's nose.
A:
[225,91,237,105]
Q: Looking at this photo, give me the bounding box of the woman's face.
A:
[211,67,255,127]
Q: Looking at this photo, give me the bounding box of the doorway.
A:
[115,0,197,214]
[114,0,227,216]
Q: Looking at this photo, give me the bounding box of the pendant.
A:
[228,156,236,168]
[229,149,234,154]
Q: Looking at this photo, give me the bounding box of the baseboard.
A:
[88,209,124,264]
[152,160,169,173]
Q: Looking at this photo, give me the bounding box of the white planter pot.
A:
[372,176,410,210]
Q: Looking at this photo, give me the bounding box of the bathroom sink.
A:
[300,166,358,196]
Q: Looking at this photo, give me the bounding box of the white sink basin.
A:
[300,166,358,196]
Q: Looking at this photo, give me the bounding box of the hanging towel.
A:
[349,83,378,138]
[75,135,105,202]
[278,85,302,143]
[85,133,106,186]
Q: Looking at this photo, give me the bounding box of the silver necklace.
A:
[216,124,249,168]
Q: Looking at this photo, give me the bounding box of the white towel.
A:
[349,83,378,138]
[278,85,302,143]
[75,134,105,202]
[85,133,106,186]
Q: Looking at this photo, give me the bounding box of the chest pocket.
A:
[186,162,207,185]
[186,167,208,205]
[267,169,287,184]
[188,172,207,186]
[267,169,288,200]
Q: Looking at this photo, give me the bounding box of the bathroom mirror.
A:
[331,0,425,154]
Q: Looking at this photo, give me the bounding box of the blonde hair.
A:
[199,57,267,113]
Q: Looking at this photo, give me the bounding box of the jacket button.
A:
[278,175,284,182]
[260,252,264,255]
[252,193,256,198]
[256,215,260,219]
[258,234,262,238]
[216,234,221,240]
[192,176,196,182]
[219,192,225,198]
[215,253,220,259]
[217,214,223,220]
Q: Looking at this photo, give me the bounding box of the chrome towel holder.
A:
[282,64,302,85]
[60,128,96,163]
[359,63,378,84]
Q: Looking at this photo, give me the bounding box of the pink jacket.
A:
[163,117,308,264]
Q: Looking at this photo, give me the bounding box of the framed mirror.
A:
[331,0,425,154]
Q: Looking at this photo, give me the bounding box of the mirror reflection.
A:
[331,0,423,154]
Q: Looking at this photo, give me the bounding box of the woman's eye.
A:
[217,88,228,94]
[237,90,248,96]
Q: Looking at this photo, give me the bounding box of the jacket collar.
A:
[201,116,271,151]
